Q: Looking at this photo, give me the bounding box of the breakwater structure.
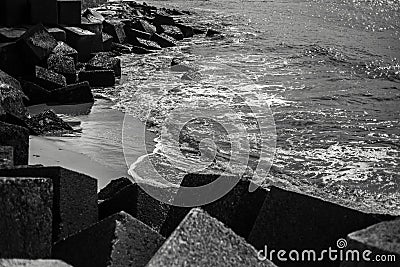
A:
[0,0,399,266]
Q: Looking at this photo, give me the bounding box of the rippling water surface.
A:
[99,0,399,211]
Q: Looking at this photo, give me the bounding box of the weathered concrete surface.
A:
[82,0,107,9]
[0,69,27,118]
[29,0,58,25]
[78,70,115,87]
[248,185,399,267]
[0,27,26,42]
[24,110,74,135]
[47,54,76,84]
[50,81,94,104]
[53,211,165,267]
[64,26,97,60]
[160,25,184,40]
[47,27,67,42]
[0,146,13,168]
[150,33,176,48]
[160,173,268,239]
[86,52,121,77]
[52,41,78,64]
[0,177,52,259]
[0,259,72,267]
[0,122,29,165]
[341,219,400,267]
[103,20,126,44]
[58,0,82,25]
[98,183,172,233]
[147,208,276,267]
[33,66,67,91]
[18,24,58,65]
[0,166,98,241]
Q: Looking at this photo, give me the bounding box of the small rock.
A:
[24,110,73,135]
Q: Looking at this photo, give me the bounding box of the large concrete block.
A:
[103,20,126,44]
[0,166,98,241]
[47,27,66,42]
[341,219,400,267]
[0,122,29,165]
[33,66,67,91]
[58,0,82,25]
[0,177,52,258]
[150,33,176,48]
[98,183,171,233]
[160,173,268,239]
[160,25,184,40]
[0,146,13,168]
[147,208,276,266]
[20,80,51,106]
[52,41,78,64]
[0,69,27,118]
[64,26,97,61]
[86,52,121,77]
[248,185,399,267]
[18,24,58,65]
[0,42,32,76]
[0,259,72,267]
[0,0,29,26]
[29,0,58,25]
[98,177,132,201]
[53,211,165,267]
[50,81,94,104]
[47,54,76,84]
[78,70,115,87]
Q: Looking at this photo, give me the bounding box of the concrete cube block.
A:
[33,66,67,91]
[0,42,32,77]
[147,208,276,266]
[50,81,94,104]
[341,219,400,267]
[78,70,115,87]
[102,33,113,51]
[160,173,268,239]
[0,259,72,267]
[52,41,78,64]
[86,53,121,77]
[18,24,58,65]
[58,0,82,25]
[176,23,194,38]
[47,54,76,84]
[53,211,165,267]
[64,27,97,61]
[98,177,132,200]
[0,122,29,165]
[0,177,52,258]
[124,27,152,42]
[0,166,98,241]
[160,25,184,40]
[47,27,66,42]
[130,19,156,34]
[0,146,13,168]
[103,20,126,44]
[20,80,51,106]
[131,38,161,50]
[248,185,399,267]
[29,0,58,25]
[98,183,172,233]
[150,33,176,48]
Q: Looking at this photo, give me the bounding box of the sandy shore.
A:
[28,98,153,189]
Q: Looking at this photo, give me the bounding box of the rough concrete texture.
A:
[147,208,276,267]
[20,80,51,106]
[248,185,399,267]
[160,173,268,239]
[52,41,78,64]
[124,27,152,42]
[0,166,98,241]
[160,25,184,40]
[98,183,172,233]
[47,54,76,75]
[0,146,13,168]
[47,28,67,42]
[24,110,74,135]
[86,52,121,77]
[0,69,27,118]
[33,66,67,91]
[19,24,58,65]
[340,219,400,267]
[53,211,165,267]
[150,33,176,48]
[78,70,115,87]
[103,20,126,44]
[0,121,29,165]
[0,177,52,259]
[50,81,94,104]
[132,38,162,51]
[0,259,72,267]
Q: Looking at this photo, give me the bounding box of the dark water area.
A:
[91,0,400,212]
